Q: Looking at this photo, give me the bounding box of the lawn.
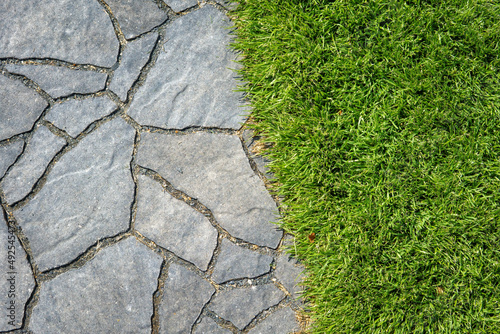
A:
[229,0,500,332]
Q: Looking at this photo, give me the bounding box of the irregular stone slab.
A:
[0,140,24,179]
[241,128,274,180]
[105,0,168,39]
[0,0,119,67]
[275,237,305,300]
[0,75,47,141]
[212,239,272,283]
[128,6,247,130]
[29,237,162,333]
[159,263,214,334]
[0,213,35,331]
[248,307,299,334]
[110,33,158,100]
[5,64,107,98]
[136,132,282,248]
[219,0,238,11]
[1,125,66,204]
[15,118,135,271]
[209,284,284,329]
[136,175,217,270]
[194,317,231,334]
[166,0,198,12]
[46,97,117,137]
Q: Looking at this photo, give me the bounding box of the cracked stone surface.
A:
[29,237,162,333]
[46,96,117,137]
[0,0,119,67]
[0,212,35,331]
[220,0,238,11]
[159,263,214,334]
[105,0,168,39]
[1,125,66,204]
[167,0,199,12]
[275,237,305,301]
[212,239,273,283]
[128,5,248,130]
[0,2,302,333]
[248,307,300,334]
[110,33,158,101]
[209,284,285,329]
[0,75,48,141]
[135,175,217,270]
[15,118,135,272]
[4,64,108,98]
[194,316,231,334]
[0,140,24,179]
[136,132,282,248]
[242,128,274,180]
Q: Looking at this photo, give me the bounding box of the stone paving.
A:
[0,1,305,333]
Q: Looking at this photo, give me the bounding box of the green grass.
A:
[229,0,500,332]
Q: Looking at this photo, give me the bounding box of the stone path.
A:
[0,1,305,333]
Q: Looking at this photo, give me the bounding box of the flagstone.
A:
[15,118,135,271]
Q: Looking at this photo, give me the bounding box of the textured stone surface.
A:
[29,237,162,333]
[0,2,304,330]
[0,213,35,331]
[1,125,66,204]
[110,33,158,100]
[219,0,238,11]
[166,0,199,12]
[194,317,231,334]
[0,0,119,67]
[135,175,217,270]
[242,128,274,179]
[46,97,117,137]
[209,284,285,329]
[159,263,215,334]
[212,239,272,283]
[105,0,168,39]
[128,6,247,130]
[0,75,47,141]
[275,239,305,300]
[248,307,299,334]
[136,132,282,247]
[15,118,135,271]
[0,140,24,179]
[5,64,107,98]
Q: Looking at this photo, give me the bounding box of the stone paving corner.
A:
[0,0,306,333]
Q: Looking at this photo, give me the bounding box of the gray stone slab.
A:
[212,239,272,283]
[136,132,282,248]
[194,317,231,334]
[105,0,168,39]
[15,118,135,271]
[46,97,117,137]
[110,33,158,100]
[29,237,162,333]
[159,263,215,334]
[128,6,247,130]
[209,284,284,329]
[242,129,274,179]
[5,64,107,98]
[1,125,66,204]
[0,213,35,331]
[248,307,299,334]
[136,175,217,270]
[275,236,305,301]
[0,0,119,67]
[0,140,24,180]
[219,0,238,11]
[0,75,47,141]
[166,0,198,12]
